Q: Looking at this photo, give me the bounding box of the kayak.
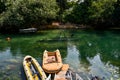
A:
[23,55,47,80]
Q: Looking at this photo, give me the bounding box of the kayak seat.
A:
[32,72,39,76]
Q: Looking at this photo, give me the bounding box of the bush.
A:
[0,0,59,32]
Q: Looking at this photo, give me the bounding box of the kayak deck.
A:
[23,55,47,80]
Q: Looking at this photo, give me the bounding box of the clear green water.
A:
[0,29,120,80]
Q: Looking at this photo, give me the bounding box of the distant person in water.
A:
[6,37,11,41]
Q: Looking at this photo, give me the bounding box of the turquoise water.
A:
[0,29,120,80]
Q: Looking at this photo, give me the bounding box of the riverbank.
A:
[38,22,120,30]
[0,22,120,34]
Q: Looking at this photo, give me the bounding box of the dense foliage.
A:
[0,0,59,32]
[64,0,120,28]
[0,0,120,32]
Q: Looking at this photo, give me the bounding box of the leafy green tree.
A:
[63,0,90,24]
[56,0,71,22]
[112,0,120,26]
[63,0,93,23]
[0,0,6,13]
[88,0,116,27]
[0,0,59,32]
[64,0,118,28]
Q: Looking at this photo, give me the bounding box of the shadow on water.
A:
[20,66,27,80]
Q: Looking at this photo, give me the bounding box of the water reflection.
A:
[0,29,120,79]
[65,43,92,80]
[0,47,23,80]
[64,42,120,80]
[87,54,119,80]
[65,42,80,71]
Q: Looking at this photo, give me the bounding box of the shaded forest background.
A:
[0,0,120,33]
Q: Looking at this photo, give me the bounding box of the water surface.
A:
[0,29,120,80]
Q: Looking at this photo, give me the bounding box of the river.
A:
[0,29,120,80]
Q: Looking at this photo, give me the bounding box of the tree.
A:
[56,0,70,22]
[64,0,91,24]
[0,0,6,13]
[64,0,118,28]
[88,0,116,27]
[0,0,59,32]
[112,0,120,26]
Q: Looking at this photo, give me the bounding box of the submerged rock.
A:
[5,59,19,63]
[6,64,16,70]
